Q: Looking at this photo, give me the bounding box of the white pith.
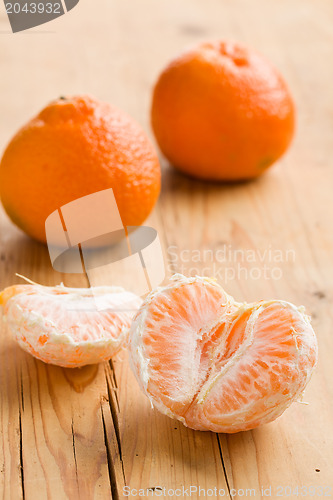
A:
[3,284,142,367]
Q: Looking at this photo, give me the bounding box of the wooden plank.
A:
[0,307,23,500]
[105,341,231,498]
[0,213,124,499]
[159,168,333,493]
[0,0,333,497]
[86,207,231,497]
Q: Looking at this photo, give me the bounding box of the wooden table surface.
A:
[1,0,333,498]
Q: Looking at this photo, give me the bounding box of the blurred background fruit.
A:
[151,40,295,181]
[0,95,161,243]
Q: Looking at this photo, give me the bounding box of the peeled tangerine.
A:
[0,283,142,368]
[129,275,318,433]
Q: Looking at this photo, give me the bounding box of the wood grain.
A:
[1,0,333,498]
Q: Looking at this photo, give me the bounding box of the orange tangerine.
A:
[0,95,161,243]
[151,40,295,180]
[1,283,142,368]
[128,275,318,433]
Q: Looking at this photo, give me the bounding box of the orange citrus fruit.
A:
[151,40,295,180]
[0,283,142,368]
[129,275,318,433]
[0,95,161,243]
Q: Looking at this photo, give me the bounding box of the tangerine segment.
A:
[128,276,318,433]
[186,301,318,433]
[1,284,142,368]
[129,275,237,416]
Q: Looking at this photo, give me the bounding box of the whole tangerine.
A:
[0,95,161,243]
[151,40,295,180]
